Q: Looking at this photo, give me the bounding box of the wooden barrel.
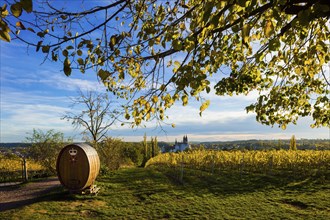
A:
[56,143,100,191]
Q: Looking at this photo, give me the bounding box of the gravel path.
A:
[0,177,61,211]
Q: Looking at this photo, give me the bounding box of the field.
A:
[0,166,329,219]
[0,149,329,219]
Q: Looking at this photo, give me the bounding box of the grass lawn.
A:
[0,167,329,219]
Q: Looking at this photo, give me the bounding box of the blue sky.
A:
[1,39,329,143]
[0,2,329,143]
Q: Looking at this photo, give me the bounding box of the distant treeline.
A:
[196,139,330,150]
[0,143,32,148]
[0,141,172,149]
[1,139,329,151]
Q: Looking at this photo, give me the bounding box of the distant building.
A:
[162,135,191,153]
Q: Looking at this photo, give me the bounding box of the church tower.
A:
[183,135,188,144]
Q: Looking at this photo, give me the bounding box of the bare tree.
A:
[62,90,120,144]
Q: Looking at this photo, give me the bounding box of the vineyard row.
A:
[145,149,330,176]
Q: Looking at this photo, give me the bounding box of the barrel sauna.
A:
[56,143,100,191]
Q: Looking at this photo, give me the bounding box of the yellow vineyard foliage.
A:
[146,149,330,173]
[0,154,44,172]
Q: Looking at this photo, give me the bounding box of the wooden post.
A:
[22,160,24,182]
[179,155,184,184]
[269,155,273,176]
[240,154,244,179]
[23,158,28,182]
[211,154,215,175]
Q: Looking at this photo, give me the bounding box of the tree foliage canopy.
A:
[2,0,330,128]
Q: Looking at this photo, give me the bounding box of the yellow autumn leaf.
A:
[264,20,273,37]
[200,100,210,112]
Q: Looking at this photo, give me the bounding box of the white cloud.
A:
[1,67,106,93]
[164,104,250,125]
[1,101,72,134]
[44,74,106,92]
[0,90,82,142]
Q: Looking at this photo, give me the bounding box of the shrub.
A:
[97,138,143,170]
[26,129,71,174]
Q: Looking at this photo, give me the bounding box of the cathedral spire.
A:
[183,135,188,143]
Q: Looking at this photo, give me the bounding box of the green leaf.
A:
[98,69,110,81]
[77,50,82,56]
[182,95,188,106]
[20,0,32,13]
[77,58,84,65]
[255,52,265,62]
[0,31,10,42]
[206,86,211,93]
[264,20,273,37]
[1,5,9,17]
[148,39,154,47]
[60,15,67,20]
[172,39,183,50]
[10,3,22,17]
[63,58,71,76]
[231,24,240,33]
[27,27,35,33]
[42,45,50,53]
[51,51,58,61]
[66,45,74,50]
[237,0,248,7]
[62,49,68,57]
[202,3,213,23]
[297,9,311,26]
[37,31,45,38]
[269,38,280,51]
[242,24,250,44]
[109,35,117,50]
